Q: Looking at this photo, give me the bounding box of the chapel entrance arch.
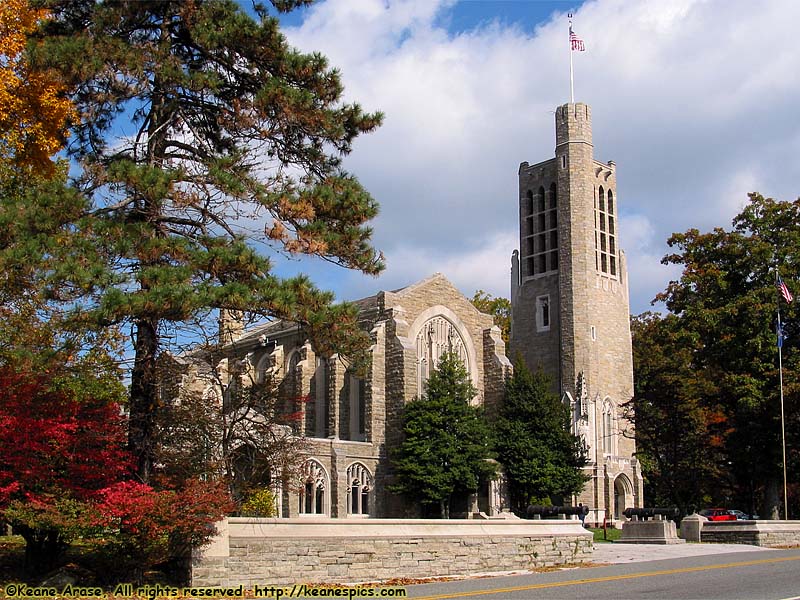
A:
[613,473,633,520]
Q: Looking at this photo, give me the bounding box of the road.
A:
[403,548,800,599]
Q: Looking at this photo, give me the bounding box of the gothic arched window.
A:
[346,462,373,516]
[298,459,328,516]
[602,398,618,456]
[415,316,469,395]
[255,353,272,385]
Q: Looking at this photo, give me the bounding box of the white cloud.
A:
[275,0,800,314]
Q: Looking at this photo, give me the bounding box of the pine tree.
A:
[32,0,384,482]
[390,351,496,518]
[494,360,588,514]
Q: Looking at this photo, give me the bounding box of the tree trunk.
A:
[20,527,65,574]
[129,317,159,483]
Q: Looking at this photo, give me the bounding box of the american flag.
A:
[778,276,794,303]
[570,27,585,52]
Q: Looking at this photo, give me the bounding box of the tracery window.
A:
[415,316,469,395]
[298,459,328,516]
[602,399,618,455]
[346,462,373,516]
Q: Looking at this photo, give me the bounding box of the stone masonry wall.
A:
[700,521,800,547]
[191,518,593,587]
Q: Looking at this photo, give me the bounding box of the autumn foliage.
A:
[0,366,131,507]
[0,0,74,173]
[95,479,233,580]
[0,365,232,575]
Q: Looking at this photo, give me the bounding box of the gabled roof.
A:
[228,272,473,347]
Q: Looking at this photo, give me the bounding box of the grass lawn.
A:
[0,536,25,583]
[589,527,621,543]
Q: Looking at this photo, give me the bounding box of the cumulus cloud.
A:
[274,0,800,314]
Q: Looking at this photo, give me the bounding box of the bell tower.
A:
[510,102,643,524]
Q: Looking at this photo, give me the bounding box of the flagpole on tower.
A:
[568,14,584,103]
[569,13,575,103]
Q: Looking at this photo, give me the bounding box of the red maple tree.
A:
[0,365,132,570]
[0,366,131,506]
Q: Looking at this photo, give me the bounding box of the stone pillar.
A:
[679,513,706,543]
[331,445,346,518]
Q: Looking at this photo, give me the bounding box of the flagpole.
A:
[569,14,575,103]
[776,270,789,520]
[779,325,788,520]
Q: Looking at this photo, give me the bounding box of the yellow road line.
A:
[411,555,800,600]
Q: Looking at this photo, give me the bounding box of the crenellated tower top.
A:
[555,102,592,149]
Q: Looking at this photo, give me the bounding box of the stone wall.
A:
[698,520,800,547]
[191,518,593,586]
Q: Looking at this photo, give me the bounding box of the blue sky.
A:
[277,0,583,31]
[260,0,800,316]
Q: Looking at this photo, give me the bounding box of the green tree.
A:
[471,290,510,344]
[656,192,800,518]
[34,0,384,482]
[494,360,587,514]
[390,351,496,518]
[624,312,724,516]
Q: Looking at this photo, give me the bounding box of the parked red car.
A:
[699,508,737,521]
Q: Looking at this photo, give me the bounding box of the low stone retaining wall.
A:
[687,518,800,547]
[191,517,593,586]
[701,520,800,546]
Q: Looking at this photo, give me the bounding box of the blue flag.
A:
[777,320,786,349]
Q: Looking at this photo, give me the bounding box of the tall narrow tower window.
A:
[536,295,551,331]
[595,187,618,277]
[522,184,558,277]
[524,190,534,237]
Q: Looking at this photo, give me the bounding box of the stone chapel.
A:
[175,102,641,525]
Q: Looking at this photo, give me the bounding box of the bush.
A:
[239,488,277,517]
[96,479,233,583]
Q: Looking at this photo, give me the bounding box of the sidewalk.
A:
[590,541,776,564]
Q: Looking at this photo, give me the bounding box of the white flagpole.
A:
[777,271,789,520]
[779,325,788,520]
[569,14,575,103]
